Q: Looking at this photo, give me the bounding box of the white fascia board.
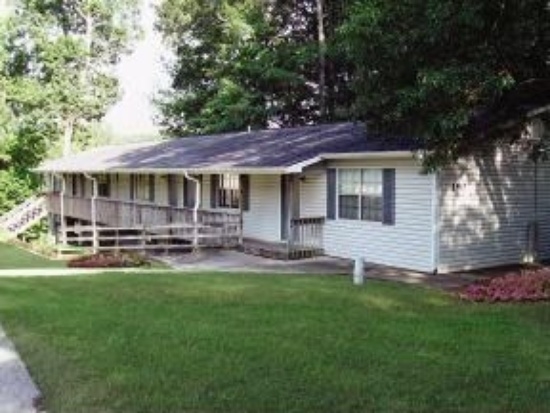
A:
[319,151,415,160]
[284,151,416,173]
[35,167,289,175]
[284,157,323,173]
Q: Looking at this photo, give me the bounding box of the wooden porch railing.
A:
[61,222,239,251]
[288,216,325,255]
[46,193,241,249]
[46,193,240,228]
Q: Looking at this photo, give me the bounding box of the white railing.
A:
[46,193,240,228]
[46,193,241,250]
[61,222,240,251]
[288,216,325,255]
[0,196,47,237]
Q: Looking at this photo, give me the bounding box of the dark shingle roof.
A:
[38,122,417,173]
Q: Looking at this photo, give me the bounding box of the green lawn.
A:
[0,242,65,269]
[0,273,549,413]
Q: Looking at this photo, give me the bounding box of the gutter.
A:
[35,151,416,176]
[83,173,98,252]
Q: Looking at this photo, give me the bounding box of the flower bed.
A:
[460,268,550,302]
[68,253,151,269]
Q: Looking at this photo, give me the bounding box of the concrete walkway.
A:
[158,249,353,275]
[0,268,177,277]
[0,325,41,413]
[157,250,484,291]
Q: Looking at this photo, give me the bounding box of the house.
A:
[33,121,550,273]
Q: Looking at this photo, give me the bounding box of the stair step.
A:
[240,243,322,261]
[0,196,47,237]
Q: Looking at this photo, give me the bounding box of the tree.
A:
[0,0,140,213]
[340,0,550,170]
[156,0,353,136]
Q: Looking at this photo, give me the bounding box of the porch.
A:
[45,193,325,258]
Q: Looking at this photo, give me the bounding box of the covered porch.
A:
[44,168,325,259]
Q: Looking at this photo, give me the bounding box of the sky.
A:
[102,0,170,140]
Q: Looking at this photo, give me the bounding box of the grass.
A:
[0,242,66,269]
[0,272,549,413]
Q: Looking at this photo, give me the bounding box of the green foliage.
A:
[341,0,550,170]
[0,169,35,214]
[0,0,140,214]
[156,0,353,136]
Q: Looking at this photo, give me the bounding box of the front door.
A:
[280,175,300,240]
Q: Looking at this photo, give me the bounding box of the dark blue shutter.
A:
[210,175,219,208]
[148,174,155,202]
[327,168,336,219]
[240,175,250,211]
[79,175,86,197]
[129,175,135,200]
[183,177,189,207]
[382,169,396,225]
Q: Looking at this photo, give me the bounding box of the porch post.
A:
[52,173,67,245]
[239,178,244,247]
[84,173,98,253]
[184,171,201,250]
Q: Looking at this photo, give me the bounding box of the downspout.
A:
[531,158,539,262]
[52,173,67,245]
[184,171,201,250]
[84,173,98,253]
[431,172,440,275]
[239,177,244,247]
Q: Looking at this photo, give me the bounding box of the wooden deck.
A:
[46,193,241,251]
[46,193,325,259]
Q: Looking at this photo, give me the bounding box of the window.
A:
[338,169,360,219]
[97,174,111,198]
[218,174,240,209]
[338,169,383,222]
[361,169,383,221]
[131,174,153,202]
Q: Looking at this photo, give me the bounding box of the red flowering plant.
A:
[68,253,150,269]
[460,269,550,303]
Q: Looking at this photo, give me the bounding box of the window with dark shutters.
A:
[332,168,395,225]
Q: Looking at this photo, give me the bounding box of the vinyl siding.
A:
[202,173,281,242]
[300,167,326,217]
[243,175,281,241]
[324,158,435,272]
[437,147,550,272]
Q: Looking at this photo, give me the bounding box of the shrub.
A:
[68,252,151,269]
[460,269,550,303]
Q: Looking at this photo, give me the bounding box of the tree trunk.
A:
[83,13,94,91]
[62,117,74,157]
[316,0,327,121]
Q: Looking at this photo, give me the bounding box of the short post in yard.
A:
[353,257,365,285]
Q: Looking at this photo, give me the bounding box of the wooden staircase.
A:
[0,196,48,238]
